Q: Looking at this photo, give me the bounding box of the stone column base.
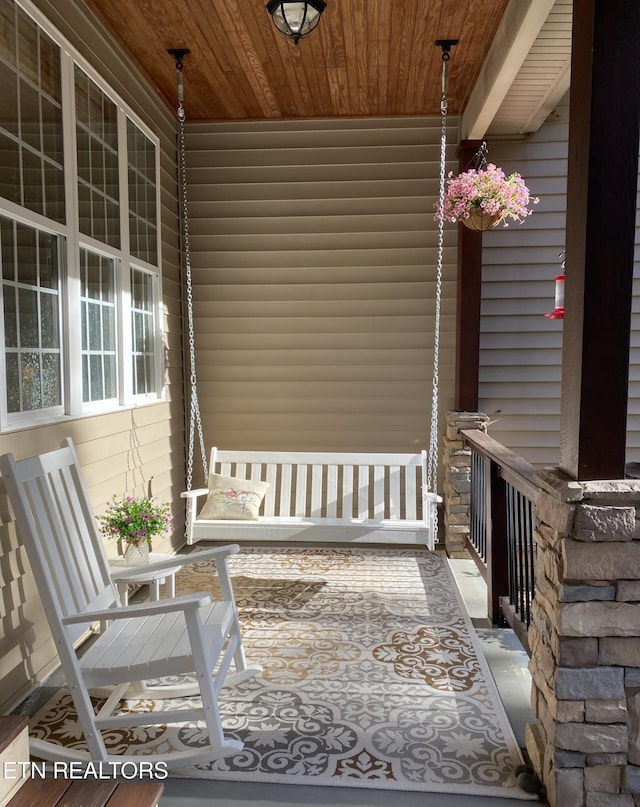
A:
[442,411,489,557]
[528,469,640,806]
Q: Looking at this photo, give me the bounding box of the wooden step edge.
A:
[0,717,28,755]
[0,716,30,807]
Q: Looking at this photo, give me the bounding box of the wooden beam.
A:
[455,140,483,411]
[461,0,556,139]
[559,0,640,480]
[521,59,570,135]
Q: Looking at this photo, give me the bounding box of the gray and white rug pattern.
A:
[32,547,535,799]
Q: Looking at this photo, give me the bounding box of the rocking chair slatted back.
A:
[4,441,115,644]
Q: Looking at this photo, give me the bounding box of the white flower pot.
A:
[123,542,150,567]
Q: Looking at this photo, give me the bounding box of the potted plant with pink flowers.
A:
[435,163,539,230]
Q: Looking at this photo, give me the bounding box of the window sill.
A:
[1,397,167,435]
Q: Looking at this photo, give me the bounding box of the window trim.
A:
[0,0,164,431]
[0,212,67,430]
[78,247,118,408]
[130,264,162,402]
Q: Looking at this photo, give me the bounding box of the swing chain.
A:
[427,42,454,530]
[174,56,208,490]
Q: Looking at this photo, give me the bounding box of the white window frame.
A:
[130,264,163,402]
[0,0,164,431]
[78,246,118,408]
[0,214,66,430]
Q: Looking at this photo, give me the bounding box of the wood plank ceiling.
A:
[84,0,509,122]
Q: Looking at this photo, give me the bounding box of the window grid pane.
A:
[0,3,64,221]
[75,65,120,248]
[131,267,156,395]
[1,216,62,413]
[127,119,157,266]
[80,248,117,403]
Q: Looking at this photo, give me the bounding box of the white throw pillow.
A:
[199,473,269,520]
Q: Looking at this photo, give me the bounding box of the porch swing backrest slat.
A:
[389,465,402,519]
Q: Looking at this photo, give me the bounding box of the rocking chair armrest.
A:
[180,487,208,500]
[140,544,240,576]
[61,592,213,625]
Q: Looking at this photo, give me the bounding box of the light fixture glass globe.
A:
[266,1,326,44]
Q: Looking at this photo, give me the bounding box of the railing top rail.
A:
[460,429,539,502]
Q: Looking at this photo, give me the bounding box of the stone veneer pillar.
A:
[527,470,640,806]
[442,411,489,557]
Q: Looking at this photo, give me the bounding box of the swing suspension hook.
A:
[168,48,190,120]
[435,39,458,60]
[435,39,458,114]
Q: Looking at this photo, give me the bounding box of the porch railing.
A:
[460,429,540,655]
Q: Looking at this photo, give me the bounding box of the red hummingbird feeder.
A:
[544,274,564,319]
[545,251,565,320]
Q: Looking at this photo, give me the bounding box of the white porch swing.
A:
[173,44,453,550]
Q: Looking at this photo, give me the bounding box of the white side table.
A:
[109,552,181,606]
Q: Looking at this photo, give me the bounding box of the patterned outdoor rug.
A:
[31,547,535,799]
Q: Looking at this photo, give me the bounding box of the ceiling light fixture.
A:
[266,0,326,45]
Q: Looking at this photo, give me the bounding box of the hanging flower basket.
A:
[435,163,539,228]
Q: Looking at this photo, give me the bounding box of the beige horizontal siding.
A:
[185,117,458,455]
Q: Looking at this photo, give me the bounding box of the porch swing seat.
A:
[183,447,441,550]
[0,438,261,768]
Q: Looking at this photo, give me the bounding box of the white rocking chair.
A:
[0,438,261,768]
